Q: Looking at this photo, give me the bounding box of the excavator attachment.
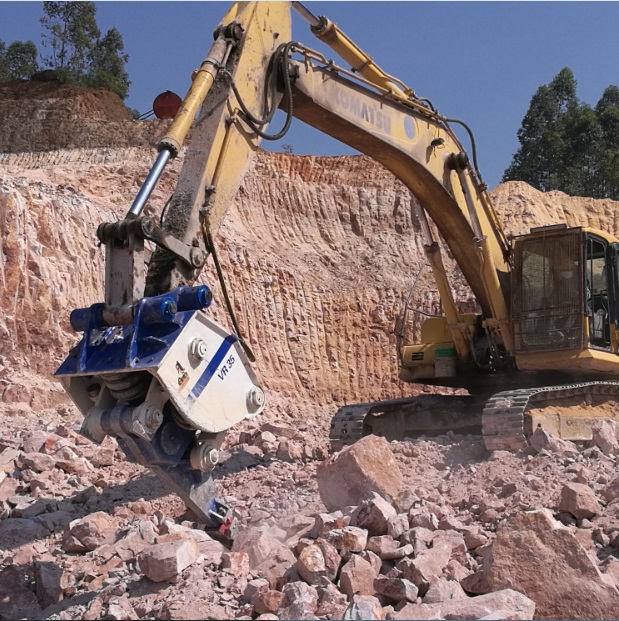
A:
[56,285,263,535]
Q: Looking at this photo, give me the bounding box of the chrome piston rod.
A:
[127,149,172,218]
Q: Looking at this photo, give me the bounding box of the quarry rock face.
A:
[4,144,619,420]
[0,81,166,153]
[0,147,429,417]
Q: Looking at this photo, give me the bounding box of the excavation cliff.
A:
[3,144,619,425]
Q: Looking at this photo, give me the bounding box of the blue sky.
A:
[1,2,618,190]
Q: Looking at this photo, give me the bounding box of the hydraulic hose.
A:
[444,116,482,179]
[225,42,298,141]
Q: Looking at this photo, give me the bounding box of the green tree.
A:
[504,68,619,200]
[88,27,130,100]
[40,1,99,80]
[595,86,619,199]
[39,1,131,99]
[0,41,10,81]
[503,68,578,192]
[6,40,39,79]
[560,103,602,197]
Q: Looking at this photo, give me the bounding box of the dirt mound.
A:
[0,81,165,153]
[0,80,132,122]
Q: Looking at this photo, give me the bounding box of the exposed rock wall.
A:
[3,147,619,420]
[0,149,428,415]
[0,81,169,153]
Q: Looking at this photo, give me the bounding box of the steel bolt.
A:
[86,383,101,399]
[190,338,208,360]
[190,444,220,472]
[247,386,265,411]
[190,248,206,268]
[144,406,163,431]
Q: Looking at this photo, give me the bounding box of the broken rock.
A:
[373,575,418,603]
[277,581,319,620]
[309,511,350,539]
[486,508,619,619]
[317,435,403,511]
[397,537,453,595]
[252,589,284,615]
[34,560,64,608]
[233,526,294,569]
[342,594,384,620]
[557,482,602,519]
[339,554,377,599]
[297,543,329,585]
[529,427,579,456]
[395,588,535,620]
[591,420,619,456]
[325,526,368,553]
[64,511,117,552]
[20,452,56,473]
[423,577,468,603]
[351,493,397,536]
[138,538,199,583]
[222,551,250,577]
[316,583,349,617]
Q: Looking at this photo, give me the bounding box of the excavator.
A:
[55,2,619,535]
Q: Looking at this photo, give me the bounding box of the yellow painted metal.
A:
[611,324,619,353]
[516,347,619,375]
[159,1,269,155]
[158,36,228,155]
[146,1,291,294]
[309,17,411,100]
[401,314,478,380]
[424,242,470,362]
[477,236,514,353]
[582,226,618,244]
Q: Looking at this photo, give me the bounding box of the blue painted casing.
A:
[56,286,212,377]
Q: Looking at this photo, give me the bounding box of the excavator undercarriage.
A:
[330,382,619,452]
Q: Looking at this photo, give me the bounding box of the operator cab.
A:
[512,225,619,359]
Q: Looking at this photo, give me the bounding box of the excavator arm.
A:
[55,2,517,528]
[288,49,513,355]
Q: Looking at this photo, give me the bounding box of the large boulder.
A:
[591,420,619,456]
[232,526,296,588]
[317,436,403,511]
[557,482,602,519]
[138,538,200,583]
[339,555,377,599]
[485,509,619,619]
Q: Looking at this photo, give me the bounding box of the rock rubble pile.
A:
[1,405,618,620]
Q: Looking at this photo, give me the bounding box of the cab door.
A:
[608,242,619,352]
[584,234,611,349]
